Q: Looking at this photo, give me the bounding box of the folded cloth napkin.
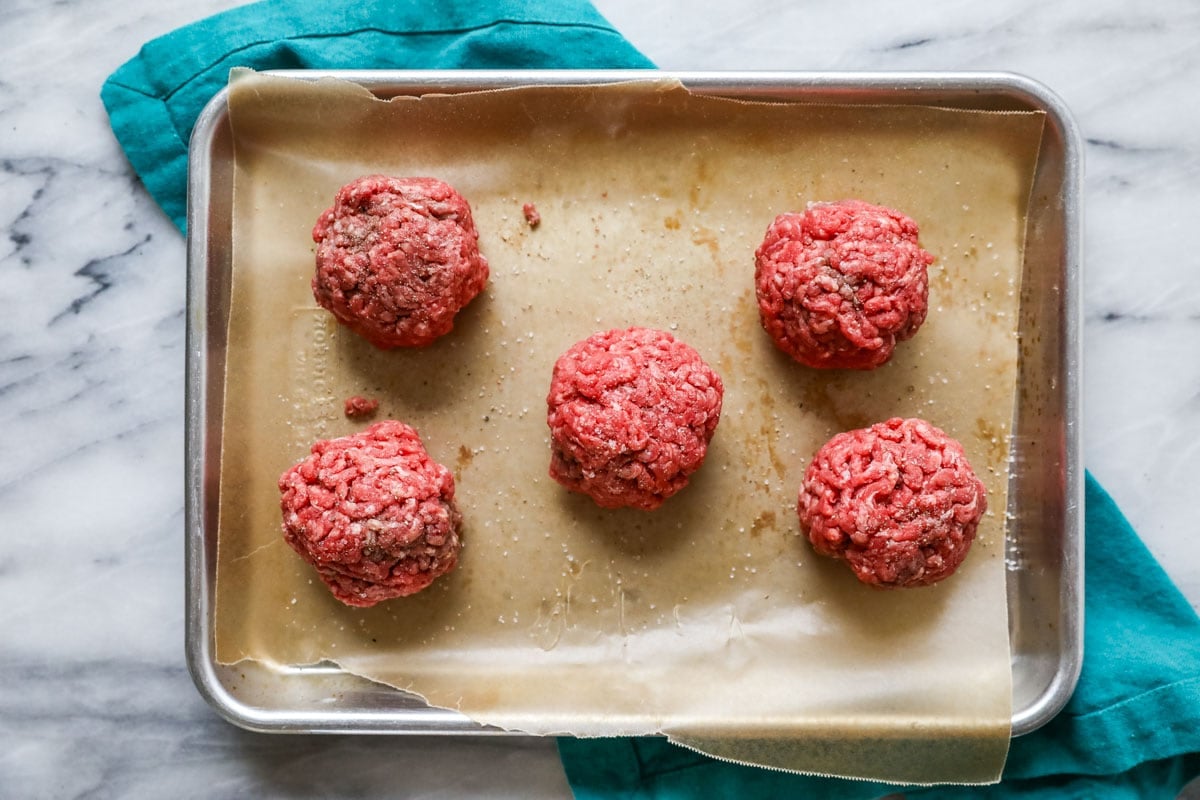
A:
[102,2,1200,796]
[100,0,652,232]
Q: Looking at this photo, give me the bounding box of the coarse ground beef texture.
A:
[546,327,724,510]
[798,417,986,589]
[278,420,462,607]
[311,175,489,348]
[754,199,933,370]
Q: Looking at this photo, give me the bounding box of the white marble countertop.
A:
[2,0,1197,796]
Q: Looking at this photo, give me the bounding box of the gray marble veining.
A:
[1,0,1197,796]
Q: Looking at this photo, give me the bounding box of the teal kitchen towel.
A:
[100,0,652,232]
[102,2,1200,795]
[559,474,1200,798]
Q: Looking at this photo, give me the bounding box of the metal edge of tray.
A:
[185,89,229,730]
[184,69,1083,737]
[991,72,1084,738]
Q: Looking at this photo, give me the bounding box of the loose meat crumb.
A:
[278,420,462,607]
[312,175,489,349]
[798,417,986,588]
[755,199,932,369]
[343,395,379,419]
[522,203,541,229]
[546,327,724,510]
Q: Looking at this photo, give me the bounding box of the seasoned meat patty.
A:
[799,417,986,588]
[312,175,488,348]
[546,327,724,510]
[279,420,462,607]
[755,199,932,369]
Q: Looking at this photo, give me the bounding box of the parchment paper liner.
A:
[216,70,1044,783]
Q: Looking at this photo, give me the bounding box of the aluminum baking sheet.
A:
[185,71,1082,751]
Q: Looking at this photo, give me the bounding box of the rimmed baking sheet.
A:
[185,70,1083,785]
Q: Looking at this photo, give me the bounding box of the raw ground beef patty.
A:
[311,175,489,348]
[546,327,724,510]
[754,199,933,370]
[278,420,462,607]
[798,417,987,588]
